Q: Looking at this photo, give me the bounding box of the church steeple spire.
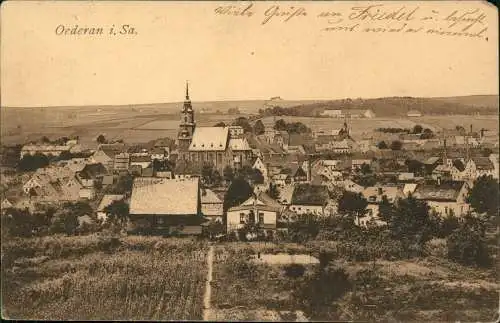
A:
[178,81,196,151]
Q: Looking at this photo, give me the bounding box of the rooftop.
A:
[413,181,466,202]
[129,178,200,215]
[228,138,252,151]
[97,194,124,211]
[189,127,229,151]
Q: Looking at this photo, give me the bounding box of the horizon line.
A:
[2,93,498,109]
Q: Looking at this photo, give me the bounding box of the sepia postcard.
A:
[1,0,499,321]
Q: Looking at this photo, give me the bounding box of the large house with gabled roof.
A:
[128,177,204,235]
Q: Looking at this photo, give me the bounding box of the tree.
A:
[204,220,225,239]
[57,150,73,161]
[390,140,403,150]
[50,203,83,236]
[377,141,388,149]
[420,128,434,139]
[388,196,434,256]
[232,117,252,133]
[274,119,288,131]
[212,170,222,187]
[412,124,423,134]
[18,153,50,172]
[223,178,253,212]
[447,214,491,267]
[378,195,394,223]
[96,134,107,144]
[455,125,466,134]
[251,168,264,184]
[481,147,493,157]
[2,209,35,237]
[41,136,51,143]
[406,159,424,175]
[109,174,134,195]
[223,165,234,183]
[467,175,499,217]
[360,163,372,175]
[214,121,226,127]
[201,163,215,185]
[104,199,130,227]
[337,191,368,219]
[253,120,265,135]
[266,183,280,200]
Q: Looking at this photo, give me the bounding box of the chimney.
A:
[470,124,473,135]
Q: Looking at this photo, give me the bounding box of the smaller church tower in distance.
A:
[177,81,196,151]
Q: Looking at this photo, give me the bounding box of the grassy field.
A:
[2,100,498,146]
[2,234,208,320]
[210,241,499,322]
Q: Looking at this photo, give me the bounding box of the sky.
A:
[1,1,498,107]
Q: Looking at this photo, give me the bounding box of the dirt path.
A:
[202,245,214,321]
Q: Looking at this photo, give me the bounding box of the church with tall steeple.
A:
[176,82,253,173]
[177,82,196,151]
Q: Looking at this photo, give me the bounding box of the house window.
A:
[258,212,264,223]
[240,213,245,224]
[157,218,164,225]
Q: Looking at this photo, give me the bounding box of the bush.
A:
[423,238,447,258]
[284,264,306,278]
[97,236,122,253]
[447,222,491,267]
[297,264,351,316]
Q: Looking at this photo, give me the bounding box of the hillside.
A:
[432,95,499,108]
[282,95,499,117]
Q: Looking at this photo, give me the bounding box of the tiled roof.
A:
[130,155,151,163]
[413,181,465,202]
[228,138,251,151]
[472,157,495,170]
[424,156,441,165]
[97,194,124,211]
[228,192,281,213]
[129,178,199,215]
[189,127,229,151]
[200,189,222,204]
[99,143,127,158]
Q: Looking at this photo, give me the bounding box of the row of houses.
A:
[116,171,476,236]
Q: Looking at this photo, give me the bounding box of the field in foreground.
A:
[1,235,208,320]
[210,242,498,322]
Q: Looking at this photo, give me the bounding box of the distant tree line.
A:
[274,119,311,134]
